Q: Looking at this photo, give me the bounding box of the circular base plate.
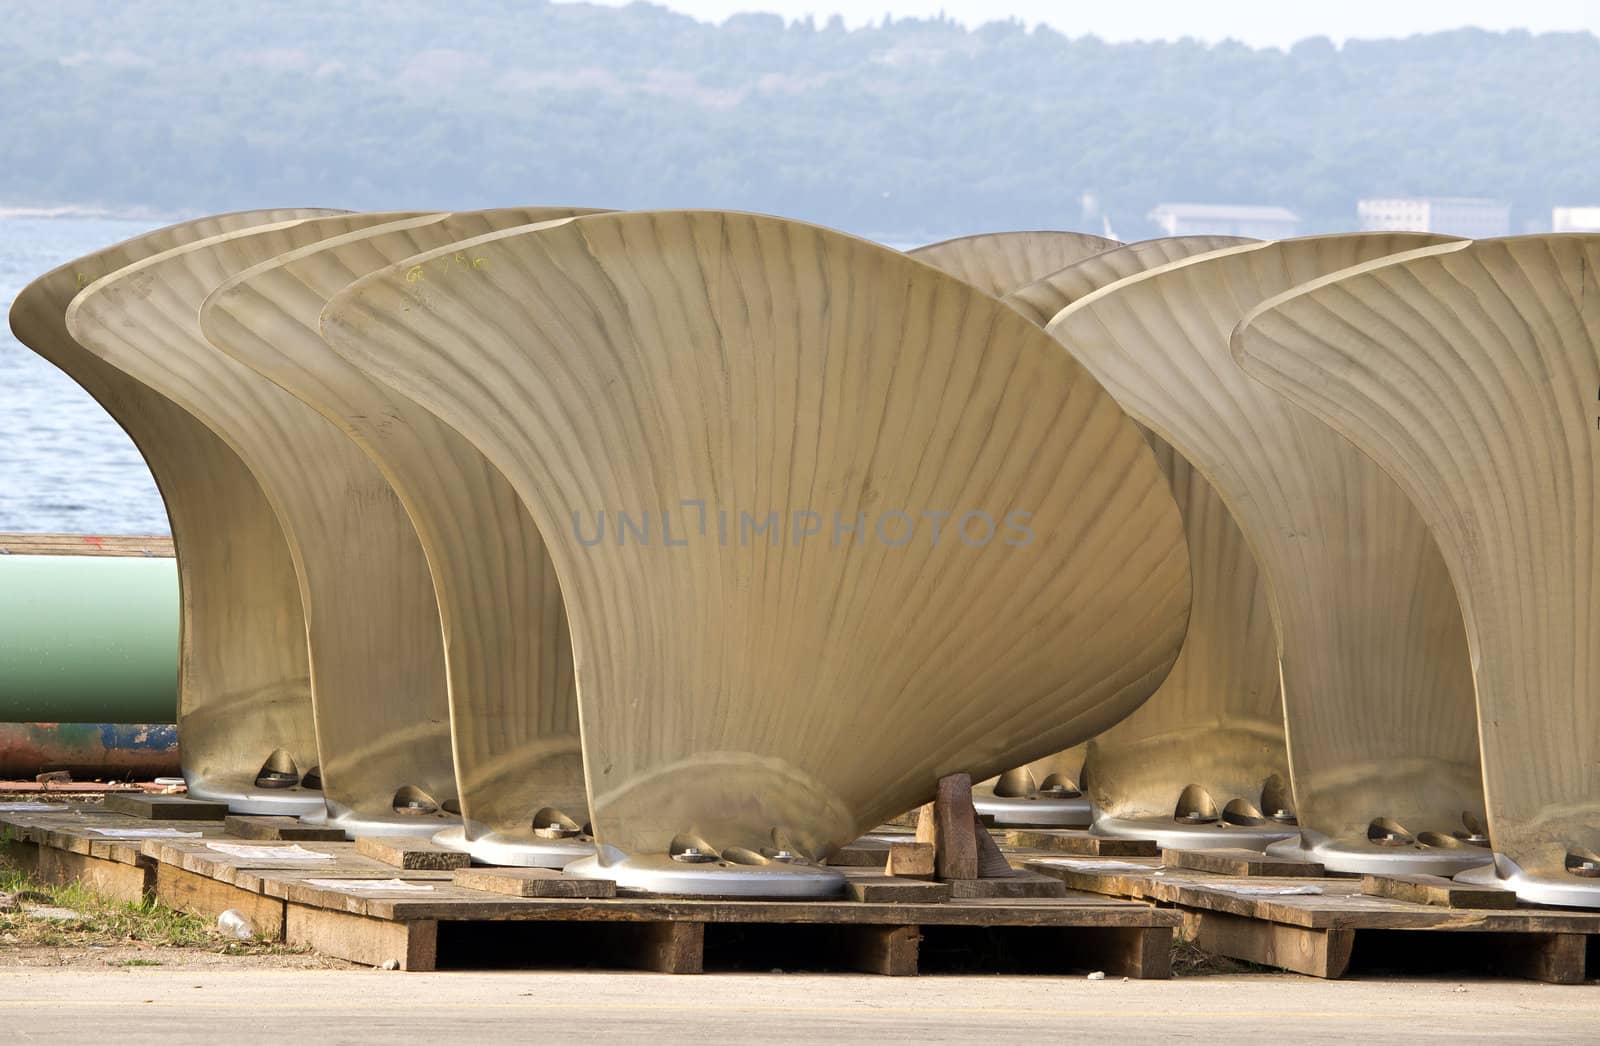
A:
[565,848,846,898]
[431,825,595,869]
[1092,814,1298,851]
[830,829,912,855]
[1455,854,1600,909]
[973,794,1093,828]
[185,777,327,817]
[1266,830,1493,876]
[852,828,917,846]
[300,806,461,840]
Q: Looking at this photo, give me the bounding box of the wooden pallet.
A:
[0,807,1178,977]
[0,804,227,905]
[1027,854,1600,983]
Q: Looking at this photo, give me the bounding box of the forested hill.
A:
[3,1,1595,241]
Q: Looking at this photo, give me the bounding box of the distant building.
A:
[1146,204,1300,239]
[1357,197,1510,238]
[1553,207,1600,233]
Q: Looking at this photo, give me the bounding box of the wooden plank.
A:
[824,845,888,868]
[1499,932,1589,985]
[36,847,151,906]
[85,838,153,865]
[0,781,143,794]
[916,774,979,881]
[1,838,39,875]
[1025,858,1170,904]
[258,876,526,916]
[845,877,952,903]
[1163,848,1324,877]
[973,820,1016,879]
[452,867,616,898]
[285,904,437,971]
[884,841,934,879]
[1006,830,1159,857]
[1073,925,1174,979]
[358,895,1182,927]
[1027,861,1575,934]
[1144,874,1600,933]
[1186,910,1354,978]
[843,924,919,975]
[142,838,452,888]
[0,533,173,557]
[225,815,346,842]
[103,794,228,821]
[236,868,457,900]
[356,835,471,870]
[634,921,703,974]
[154,863,286,940]
[1360,873,1517,909]
[946,872,1068,899]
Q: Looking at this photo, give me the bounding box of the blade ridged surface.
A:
[909,230,1119,299]
[1006,237,1255,327]
[1234,235,1600,877]
[65,213,462,827]
[321,210,1191,861]
[8,211,334,805]
[1006,237,1285,822]
[1047,234,1485,843]
[201,209,601,844]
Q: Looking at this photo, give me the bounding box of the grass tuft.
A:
[0,857,307,955]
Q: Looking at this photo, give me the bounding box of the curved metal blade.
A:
[1005,237,1290,848]
[1047,234,1488,871]
[65,213,462,836]
[1235,235,1600,903]
[320,210,1192,868]
[908,231,1127,828]
[8,211,335,814]
[1005,236,1255,327]
[200,209,600,864]
[909,230,1119,298]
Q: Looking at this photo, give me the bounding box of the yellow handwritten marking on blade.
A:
[405,265,425,283]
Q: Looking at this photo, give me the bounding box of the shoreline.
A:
[0,204,191,222]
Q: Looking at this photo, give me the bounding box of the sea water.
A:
[1,215,166,534]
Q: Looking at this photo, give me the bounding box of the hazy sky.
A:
[567,0,1600,47]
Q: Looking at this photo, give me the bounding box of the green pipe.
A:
[0,554,178,722]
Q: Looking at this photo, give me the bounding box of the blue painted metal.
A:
[0,722,179,778]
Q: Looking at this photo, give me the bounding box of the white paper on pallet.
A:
[205,842,335,860]
[304,878,435,892]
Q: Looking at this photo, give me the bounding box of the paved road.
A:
[0,969,1595,1043]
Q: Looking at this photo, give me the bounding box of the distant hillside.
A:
[3,1,1595,240]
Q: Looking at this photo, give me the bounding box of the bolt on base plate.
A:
[1091,813,1299,851]
[564,847,847,898]
[1266,829,1494,876]
[1455,853,1600,909]
[431,824,595,869]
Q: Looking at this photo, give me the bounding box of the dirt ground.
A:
[0,968,1594,1045]
[0,944,351,969]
